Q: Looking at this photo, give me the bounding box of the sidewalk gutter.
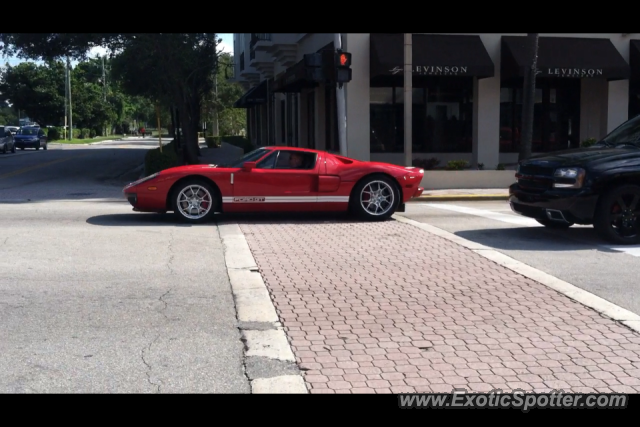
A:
[411,194,509,202]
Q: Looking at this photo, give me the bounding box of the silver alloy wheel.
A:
[360,180,395,216]
[177,185,213,220]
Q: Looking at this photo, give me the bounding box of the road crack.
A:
[141,335,162,393]
[159,289,171,320]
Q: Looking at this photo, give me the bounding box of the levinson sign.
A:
[538,68,604,77]
[389,65,469,75]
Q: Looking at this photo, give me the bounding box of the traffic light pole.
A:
[334,33,347,157]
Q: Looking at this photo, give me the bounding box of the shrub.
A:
[90,129,97,138]
[205,136,220,148]
[412,157,440,170]
[144,140,178,176]
[581,137,598,147]
[445,160,469,170]
[496,163,505,170]
[47,127,62,141]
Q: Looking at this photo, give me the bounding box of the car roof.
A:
[261,145,356,159]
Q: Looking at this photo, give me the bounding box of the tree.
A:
[519,33,539,161]
[0,61,65,126]
[1,33,222,161]
[0,100,18,125]
[203,53,246,136]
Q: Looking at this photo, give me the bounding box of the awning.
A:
[631,40,640,84]
[370,33,495,85]
[501,36,630,81]
[273,59,318,93]
[233,80,268,108]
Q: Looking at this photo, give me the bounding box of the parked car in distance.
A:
[123,146,425,224]
[14,126,47,150]
[5,126,19,135]
[509,113,640,245]
[0,125,17,154]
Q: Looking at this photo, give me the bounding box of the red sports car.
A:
[123,146,425,223]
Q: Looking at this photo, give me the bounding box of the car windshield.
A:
[218,148,269,167]
[19,128,38,135]
[598,115,640,147]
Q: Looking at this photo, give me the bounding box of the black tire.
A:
[11,142,15,153]
[349,174,400,221]
[171,178,218,224]
[536,218,574,228]
[35,144,40,151]
[43,143,47,150]
[593,184,640,245]
[2,144,6,154]
[20,147,24,150]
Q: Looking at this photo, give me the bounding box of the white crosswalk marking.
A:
[417,203,640,257]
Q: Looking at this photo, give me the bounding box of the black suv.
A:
[509,114,640,245]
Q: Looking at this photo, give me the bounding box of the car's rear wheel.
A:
[593,184,640,245]
[536,218,573,228]
[11,142,15,153]
[2,144,6,154]
[349,175,399,221]
[172,179,218,224]
[43,143,47,150]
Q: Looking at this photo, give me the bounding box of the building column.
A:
[344,33,370,161]
[607,79,629,133]
[316,86,326,151]
[472,76,500,168]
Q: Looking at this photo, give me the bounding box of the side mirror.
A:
[243,161,257,171]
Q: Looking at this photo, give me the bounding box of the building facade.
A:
[232,33,640,169]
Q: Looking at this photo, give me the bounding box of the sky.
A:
[1,33,234,66]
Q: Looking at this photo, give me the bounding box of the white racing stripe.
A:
[417,202,640,257]
[222,196,349,203]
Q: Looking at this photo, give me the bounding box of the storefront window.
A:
[499,79,580,153]
[370,78,473,153]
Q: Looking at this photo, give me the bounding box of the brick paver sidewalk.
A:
[238,219,640,394]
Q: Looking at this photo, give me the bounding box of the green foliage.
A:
[214,136,253,153]
[144,140,178,176]
[445,160,469,170]
[496,163,505,170]
[0,61,66,126]
[0,101,18,125]
[581,137,598,147]
[202,53,246,136]
[46,127,63,141]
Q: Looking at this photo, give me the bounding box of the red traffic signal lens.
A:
[339,53,349,66]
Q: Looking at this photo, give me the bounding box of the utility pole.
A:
[64,65,68,140]
[334,33,347,156]
[67,57,72,140]
[404,33,413,166]
[102,55,107,135]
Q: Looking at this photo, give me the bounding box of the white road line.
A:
[416,202,640,257]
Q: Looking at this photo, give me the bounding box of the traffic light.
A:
[335,50,352,86]
[304,53,324,82]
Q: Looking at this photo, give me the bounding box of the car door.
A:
[231,149,320,212]
[38,129,47,147]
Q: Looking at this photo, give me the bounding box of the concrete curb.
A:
[393,215,640,334]
[411,194,509,202]
[217,222,308,394]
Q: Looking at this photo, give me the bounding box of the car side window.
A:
[273,151,317,170]
[256,151,278,169]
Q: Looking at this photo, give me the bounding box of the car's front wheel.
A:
[536,218,574,228]
[593,184,640,245]
[349,174,399,221]
[171,179,218,224]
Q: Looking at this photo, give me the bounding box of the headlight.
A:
[129,172,160,187]
[553,167,585,188]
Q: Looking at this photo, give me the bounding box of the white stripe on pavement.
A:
[417,202,640,257]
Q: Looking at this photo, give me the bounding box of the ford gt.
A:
[123,146,425,223]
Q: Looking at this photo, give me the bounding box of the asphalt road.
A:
[399,201,640,317]
[0,141,249,393]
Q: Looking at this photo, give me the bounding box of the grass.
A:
[51,135,124,144]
